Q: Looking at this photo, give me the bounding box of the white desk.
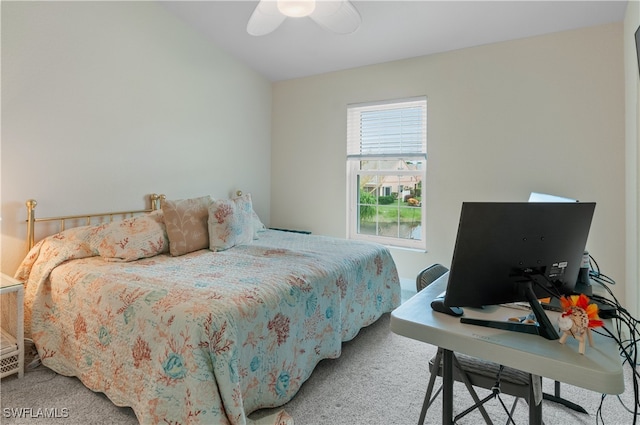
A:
[390,273,624,425]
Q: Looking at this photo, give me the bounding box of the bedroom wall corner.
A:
[1,1,272,275]
[624,0,640,317]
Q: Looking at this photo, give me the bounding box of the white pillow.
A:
[208,194,254,251]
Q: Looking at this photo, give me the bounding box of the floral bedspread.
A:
[16,229,400,424]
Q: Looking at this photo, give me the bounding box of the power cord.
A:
[584,255,640,425]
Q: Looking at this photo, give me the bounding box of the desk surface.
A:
[390,273,624,395]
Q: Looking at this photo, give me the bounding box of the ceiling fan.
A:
[247,0,361,36]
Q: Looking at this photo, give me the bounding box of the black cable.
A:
[589,252,616,286]
[596,393,607,424]
[517,256,640,424]
[587,268,640,425]
[521,270,564,300]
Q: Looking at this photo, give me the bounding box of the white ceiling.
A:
[162,1,628,82]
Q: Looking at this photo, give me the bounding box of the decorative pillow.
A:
[57,224,104,256]
[208,194,254,251]
[95,210,169,262]
[162,196,212,256]
[251,209,266,239]
[239,194,263,236]
[15,224,103,284]
[236,193,266,239]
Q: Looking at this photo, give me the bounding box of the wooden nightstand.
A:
[1,273,24,379]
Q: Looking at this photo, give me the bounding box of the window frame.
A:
[346,97,427,250]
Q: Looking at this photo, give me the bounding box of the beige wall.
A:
[272,23,627,301]
[1,2,273,275]
[624,1,640,315]
[2,2,632,309]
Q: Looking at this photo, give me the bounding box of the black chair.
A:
[416,264,537,425]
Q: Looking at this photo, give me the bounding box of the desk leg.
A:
[529,375,542,425]
[442,349,453,425]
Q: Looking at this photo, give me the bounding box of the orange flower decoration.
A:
[559,293,604,328]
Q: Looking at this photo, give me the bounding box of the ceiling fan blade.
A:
[310,0,361,34]
[247,0,287,36]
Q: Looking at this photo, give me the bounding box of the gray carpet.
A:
[1,313,636,425]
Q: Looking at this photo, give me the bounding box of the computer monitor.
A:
[528,192,576,203]
[528,192,592,296]
[443,201,596,340]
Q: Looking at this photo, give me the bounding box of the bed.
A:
[15,193,401,425]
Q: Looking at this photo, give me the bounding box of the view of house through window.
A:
[347,97,427,250]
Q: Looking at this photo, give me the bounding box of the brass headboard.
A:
[26,193,165,251]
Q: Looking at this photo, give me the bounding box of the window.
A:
[347,97,427,250]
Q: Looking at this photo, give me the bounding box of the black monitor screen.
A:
[444,202,595,310]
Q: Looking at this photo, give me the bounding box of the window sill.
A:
[385,245,427,254]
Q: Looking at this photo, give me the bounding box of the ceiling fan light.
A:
[277,0,316,18]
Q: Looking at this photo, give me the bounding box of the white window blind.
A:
[346,97,427,250]
[347,97,427,159]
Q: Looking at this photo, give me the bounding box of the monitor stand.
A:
[460,281,560,340]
